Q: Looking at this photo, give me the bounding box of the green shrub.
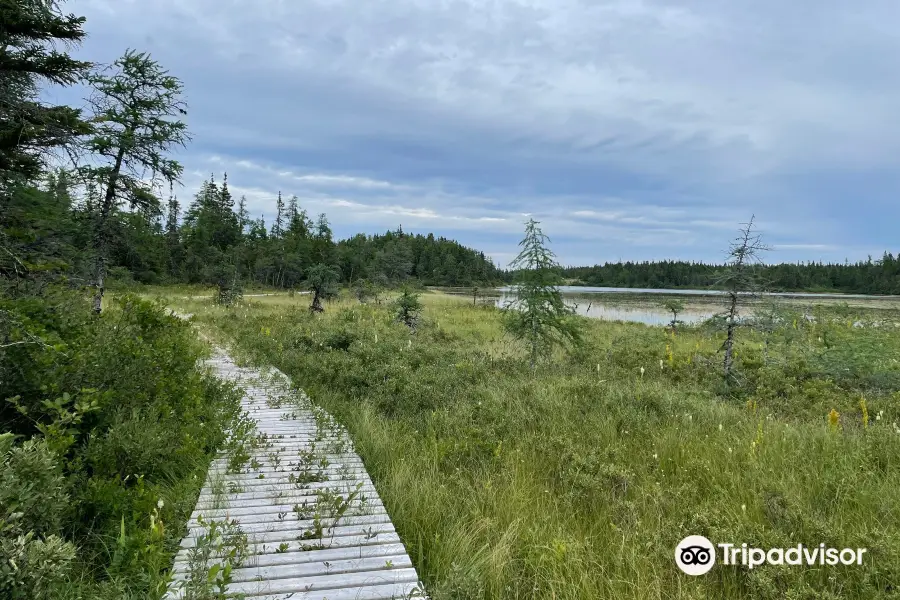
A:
[0,436,76,600]
[0,436,69,538]
[0,290,242,598]
[0,532,76,600]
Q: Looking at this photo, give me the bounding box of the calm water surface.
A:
[442,286,899,327]
[493,292,715,325]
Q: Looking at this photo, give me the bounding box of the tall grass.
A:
[165,289,900,599]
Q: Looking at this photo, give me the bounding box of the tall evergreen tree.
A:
[272,191,284,238]
[81,49,189,313]
[0,0,92,188]
[236,195,248,233]
[219,172,233,210]
[164,184,180,277]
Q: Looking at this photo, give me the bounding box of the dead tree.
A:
[716,216,769,379]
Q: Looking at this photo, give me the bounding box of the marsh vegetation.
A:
[4,2,900,598]
[153,284,900,600]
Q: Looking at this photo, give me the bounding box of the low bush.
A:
[0,290,241,599]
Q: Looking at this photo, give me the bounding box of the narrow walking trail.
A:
[165,346,425,599]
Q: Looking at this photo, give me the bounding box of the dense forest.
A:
[560,256,900,295]
[13,171,504,293]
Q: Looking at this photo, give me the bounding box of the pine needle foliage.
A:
[502,218,580,369]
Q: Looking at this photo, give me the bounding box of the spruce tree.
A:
[237,195,248,233]
[394,287,422,329]
[0,0,92,187]
[164,188,180,277]
[272,191,284,238]
[503,218,580,369]
[80,50,189,313]
[219,172,233,210]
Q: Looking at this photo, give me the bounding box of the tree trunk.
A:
[92,141,128,315]
[310,289,324,313]
[92,255,105,314]
[723,323,735,375]
[723,292,738,376]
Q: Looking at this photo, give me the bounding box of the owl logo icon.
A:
[675,535,716,575]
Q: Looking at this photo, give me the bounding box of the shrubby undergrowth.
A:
[188,292,900,600]
[0,290,241,599]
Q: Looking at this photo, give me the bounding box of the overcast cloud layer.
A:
[58,0,900,267]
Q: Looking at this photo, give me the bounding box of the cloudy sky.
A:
[56,0,900,267]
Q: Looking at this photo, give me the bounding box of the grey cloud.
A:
[70,0,900,264]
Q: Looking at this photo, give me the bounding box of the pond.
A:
[493,291,716,326]
[500,286,900,300]
[439,286,900,327]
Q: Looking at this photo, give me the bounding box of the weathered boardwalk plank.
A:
[164,348,425,599]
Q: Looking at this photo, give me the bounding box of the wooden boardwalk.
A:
[165,348,425,599]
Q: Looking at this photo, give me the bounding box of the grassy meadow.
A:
[151,288,900,600]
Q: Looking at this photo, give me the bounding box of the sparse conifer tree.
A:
[502,218,580,370]
[81,50,189,313]
[661,298,685,331]
[717,215,769,379]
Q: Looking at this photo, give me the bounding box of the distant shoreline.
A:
[431,285,900,301]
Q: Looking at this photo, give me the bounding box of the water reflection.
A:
[493,292,717,326]
[500,286,900,300]
[441,285,899,327]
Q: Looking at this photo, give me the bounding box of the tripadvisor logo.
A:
[675,535,716,576]
[675,536,867,576]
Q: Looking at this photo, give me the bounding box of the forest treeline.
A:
[16,171,504,292]
[18,165,900,296]
[559,256,900,295]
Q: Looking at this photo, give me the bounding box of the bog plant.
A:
[0,436,76,599]
[184,288,900,600]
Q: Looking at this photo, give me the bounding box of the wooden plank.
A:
[163,348,425,599]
